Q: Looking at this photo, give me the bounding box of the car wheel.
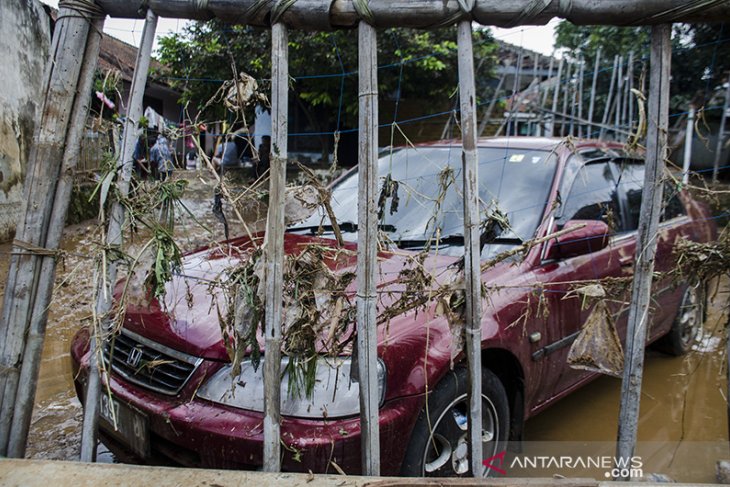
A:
[659,282,705,356]
[400,367,509,477]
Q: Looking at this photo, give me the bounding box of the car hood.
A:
[121,232,520,361]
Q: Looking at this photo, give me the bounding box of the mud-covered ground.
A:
[1,170,728,482]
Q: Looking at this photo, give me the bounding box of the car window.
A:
[614,159,686,231]
[558,161,621,231]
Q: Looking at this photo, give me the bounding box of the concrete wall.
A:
[0,0,51,242]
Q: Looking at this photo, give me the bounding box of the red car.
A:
[71,137,716,476]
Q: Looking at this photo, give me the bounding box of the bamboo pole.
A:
[548,58,564,137]
[357,20,381,477]
[0,5,94,456]
[94,0,730,28]
[457,20,484,477]
[616,24,672,480]
[80,9,158,462]
[615,56,624,137]
[477,72,506,137]
[713,73,730,183]
[262,21,289,473]
[577,57,585,138]
[599,56,619,140]
[6,16,105,458]
[587,48,602,139]
[561,61,571,137]
[682,106,696,185]
[629,51,634,132]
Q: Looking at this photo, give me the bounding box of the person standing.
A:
[150,134,175,181]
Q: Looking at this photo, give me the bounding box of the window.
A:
[558,161,621,230]
[614,160,686,231]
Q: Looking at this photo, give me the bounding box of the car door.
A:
[612,159,693,340]
[532,156,625,406]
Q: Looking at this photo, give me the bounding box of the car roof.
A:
[415,136,627,153]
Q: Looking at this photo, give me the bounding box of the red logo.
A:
[483,451,507,475]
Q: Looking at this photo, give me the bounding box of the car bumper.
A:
[70,328,423,475]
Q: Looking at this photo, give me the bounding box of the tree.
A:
[156,22,498,161]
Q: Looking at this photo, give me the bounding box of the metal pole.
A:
[549,58,564,137]
[615,55,624,138]
[262,21,289,473]
[587,48,602,138]
[357,20,381,477]
[682,106,696,185]
[713,73,730,183]
[6,16,105,458]
[510,49,524,136]
[616,24,672,480]
[562,61,571,137]
[0,4,93,456]
[457,20,484,477]
[80,9,158,462]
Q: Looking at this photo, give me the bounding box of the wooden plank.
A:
[457,20,484,477]
[96,0,730,27]
[357,20,381,477]
[262,21,289,473]
[0,5,92,456]
[6,16,105,459]
[80,9,158,462]
[615,23,672,479]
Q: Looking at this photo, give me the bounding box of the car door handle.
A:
[619,256,633,267]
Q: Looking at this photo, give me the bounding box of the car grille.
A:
[103,329,203,396]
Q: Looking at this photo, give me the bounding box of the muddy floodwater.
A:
[1,172,728,482]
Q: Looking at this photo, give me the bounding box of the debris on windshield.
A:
[377,174,400,220]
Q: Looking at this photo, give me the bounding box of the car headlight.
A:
[196,356,386,419]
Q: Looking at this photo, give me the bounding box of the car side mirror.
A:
[546,220,610,260]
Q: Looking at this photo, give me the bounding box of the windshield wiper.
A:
[396,235,523,250]
[287,221,396,235]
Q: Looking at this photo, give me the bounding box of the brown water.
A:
[1,174,728,482]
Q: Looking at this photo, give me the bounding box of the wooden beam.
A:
[548,58,563,137]
[357,20,381,477]
[262,21,289,473]
[0,4,93,457]
[95,0,730,27]
[457,20,484,477]
[615,23,672,479]
[80,8,158,462]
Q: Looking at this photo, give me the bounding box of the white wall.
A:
[0,0,51,241]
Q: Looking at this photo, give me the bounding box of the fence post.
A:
[80,9,158,462]
[548,58,564,137]
[0,4,95,456]
[6,15,106,458]
[457,20,484,477]
[262,21,289,473]
[616,24,672,480]
[357,20,381,477]
[587,47,602,138]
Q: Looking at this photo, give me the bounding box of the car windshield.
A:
[290,145,557,255]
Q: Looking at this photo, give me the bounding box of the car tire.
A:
[657,282,705,356]
[400,366,509,477]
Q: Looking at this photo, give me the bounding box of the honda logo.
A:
[126,347,144,368]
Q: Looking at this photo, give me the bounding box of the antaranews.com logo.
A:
[484,451,644,479]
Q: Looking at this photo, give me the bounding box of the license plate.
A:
[99,394,150,459]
